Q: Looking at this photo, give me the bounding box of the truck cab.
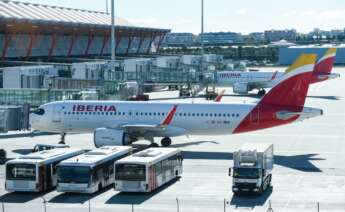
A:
[230,143,273,195]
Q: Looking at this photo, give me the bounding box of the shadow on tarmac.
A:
[0,132,56,140]
[106,177,180,205]
[0,192,46,203]
[182,151,325,172]
[49,185,113,204]
[229,187,273,208]
[171,141,219,148]
[12,149,33,155]
[308,95,341,101]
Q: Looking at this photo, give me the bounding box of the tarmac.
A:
[0,67,344,212]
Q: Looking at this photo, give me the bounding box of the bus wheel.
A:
[161,137,172,147]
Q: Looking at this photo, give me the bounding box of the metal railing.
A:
[0,199,330,212]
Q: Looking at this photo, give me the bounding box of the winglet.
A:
[214,89,226,102]
[161,105,178,125]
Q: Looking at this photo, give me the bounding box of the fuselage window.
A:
[236,114,239,117]
[209,113,213,117]
[153,113,156,116]
[192,113,195,117]
[140,112,143,116]
[76,112,79,115]
[158,112,161,116]
[149,113,152,116]
[214,114,217,117]
[184,113,186,116]
[188,113,191,116]
[201,113,204,117]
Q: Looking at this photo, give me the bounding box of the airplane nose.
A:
[29,114,40,129]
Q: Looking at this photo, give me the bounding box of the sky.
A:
[12,0,345,34]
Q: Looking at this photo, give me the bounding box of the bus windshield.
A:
[58,166,91,184]
[6,164,36,181]
[116,164,146,181]
[233,168,260,179]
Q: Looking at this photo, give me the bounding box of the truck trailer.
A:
[230,143,274,195]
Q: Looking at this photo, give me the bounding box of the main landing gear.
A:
[148,137,172,147]
[59,133,66,144]
[161,137,172,147]
[258,89,266,96]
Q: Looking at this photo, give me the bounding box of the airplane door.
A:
[52,105,63,123]
[251,107,260,124]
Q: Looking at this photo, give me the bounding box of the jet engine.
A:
[233,83,249,94]
[94,128,132,147]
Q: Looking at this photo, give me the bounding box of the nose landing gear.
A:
[59,133,66,144]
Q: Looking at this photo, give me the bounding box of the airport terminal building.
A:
[279,45,345,65]
[0,0,170,60]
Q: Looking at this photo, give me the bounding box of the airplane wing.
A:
[109,105,181,137]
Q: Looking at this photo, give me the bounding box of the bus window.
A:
[6,164,36,181]
[116,164,146,181]
[57,166,91,184]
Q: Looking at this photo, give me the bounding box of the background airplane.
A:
[30,54,322,148]
[215,48,339,96]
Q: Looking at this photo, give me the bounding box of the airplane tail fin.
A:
[314,48,337,74]
[260,54,317,107]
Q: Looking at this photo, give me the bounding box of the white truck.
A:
[229,143,274,195]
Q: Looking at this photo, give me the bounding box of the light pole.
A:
[201,0,204,56]
[200,0,205,72]
[111,0,116,62]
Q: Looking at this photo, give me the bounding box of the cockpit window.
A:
[33,108,45,115]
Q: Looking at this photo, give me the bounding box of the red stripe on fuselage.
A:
[161,105,178,125]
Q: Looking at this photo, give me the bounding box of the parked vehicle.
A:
[229,143,273,195]
[57,146,132,193]
[5,148,84,192]
[115,148,183,192]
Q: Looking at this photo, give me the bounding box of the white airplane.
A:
[216,48,340,96]
[30,54,323,147]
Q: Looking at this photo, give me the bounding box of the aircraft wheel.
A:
[258,89,266,96]
[161,137,172,147]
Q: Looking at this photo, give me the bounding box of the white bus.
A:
[57,146,132,193]
[5,148,84,192]
[115,148,183,192]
